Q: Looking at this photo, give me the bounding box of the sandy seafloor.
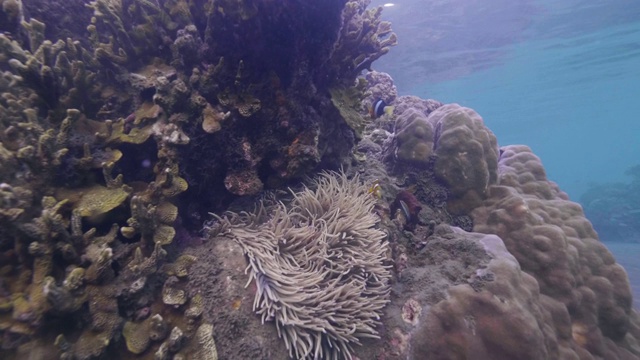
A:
[605,242,640,309]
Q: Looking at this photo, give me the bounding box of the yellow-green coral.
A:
[162,276,187,306]
[216,0,257,21]
[162,254,197,278]
[201,103,230,133]
[43,267,87,314]
[154,225,176,246]
[87,0,185,66]
[185,293,203,320]
[217,87,261,118]
[1,0,23,30]
[122,313,168,354]
[84,247,114,284]
[164,0,193,26]
[189,323,218,360]
[123,318,152,354]
[329,81,368,139]
[3,20,101,115]
[58,184,129,218]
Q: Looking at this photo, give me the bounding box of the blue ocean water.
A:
[372,0,640,202]
[412,23,640,203]
[605,243,640,309]
[371,0,640,306]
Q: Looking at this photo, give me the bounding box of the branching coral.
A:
[0,0,401,357]
[2,19,101,116]
[86,0,182,67]
[327,0,398,84]
[212,171,391,359]
[0,10,207,357]
[0,0,23,32]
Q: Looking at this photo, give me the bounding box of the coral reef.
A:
[188,70,639,360]
[1,0,638,359]
[0,0,400,358]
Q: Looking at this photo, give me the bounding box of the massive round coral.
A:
[471,145,640,358]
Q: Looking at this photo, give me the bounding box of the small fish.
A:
[368,179,382,199]
[232,298,242,310]
[398,200,411,222]
[391,190,422,231]
[369,99,394,118]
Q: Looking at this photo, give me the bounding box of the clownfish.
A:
[369,99,394,118]
[367,179,383,199]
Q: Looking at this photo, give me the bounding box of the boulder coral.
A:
[411,230,557,360]
[389,103,499,214]
[470,145,640,358]
[431,104,500,215]
[392,108,436,166]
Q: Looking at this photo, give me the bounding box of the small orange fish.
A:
[368,179,382,199]
[232,298,242,310]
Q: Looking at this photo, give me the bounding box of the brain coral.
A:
[470,145,640,359]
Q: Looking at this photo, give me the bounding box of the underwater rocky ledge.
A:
[0,0,638,359]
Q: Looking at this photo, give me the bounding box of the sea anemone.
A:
[213,171,391,359]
